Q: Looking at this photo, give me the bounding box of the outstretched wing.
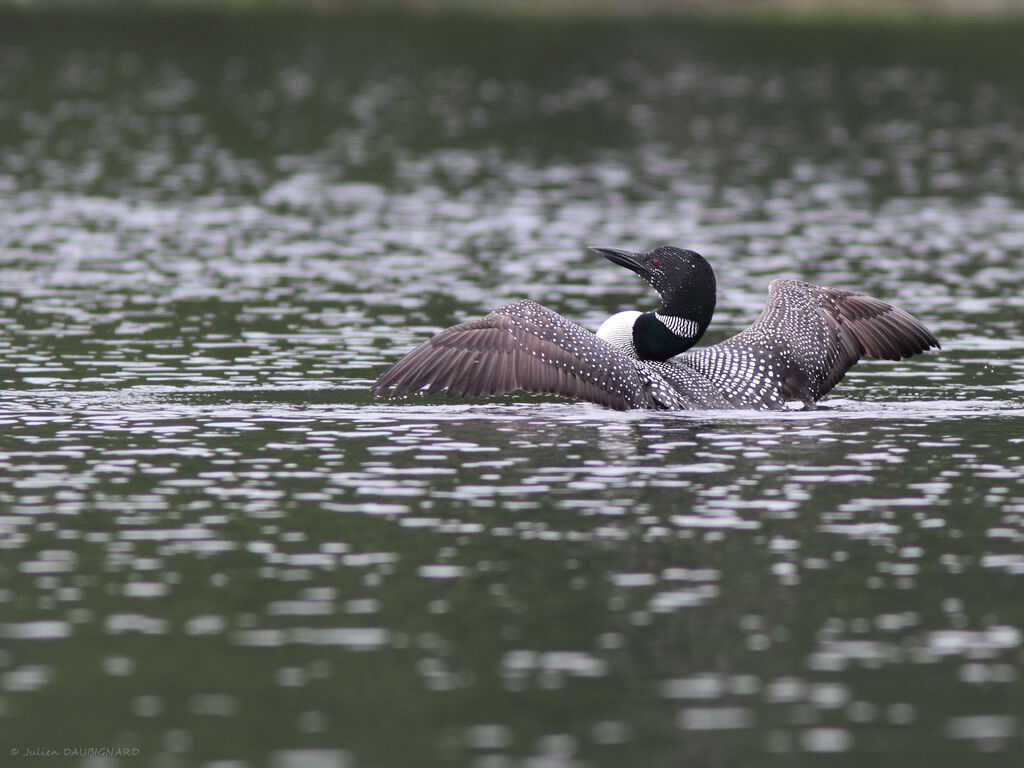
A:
[678,279,939,408]
[372,300,659,410]
[804,282,940,400]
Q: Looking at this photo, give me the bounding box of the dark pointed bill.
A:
[589,246,648,276]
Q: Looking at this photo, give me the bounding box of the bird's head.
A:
[590,245,717,354]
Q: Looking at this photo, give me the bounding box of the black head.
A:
[590,244,717,330]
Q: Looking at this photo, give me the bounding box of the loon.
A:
[372,246,939,410]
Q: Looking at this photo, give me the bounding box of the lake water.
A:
[1,11,1023,768]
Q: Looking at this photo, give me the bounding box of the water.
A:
[1,11,1023,768]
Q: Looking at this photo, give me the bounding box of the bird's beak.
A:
[589,246,648,277]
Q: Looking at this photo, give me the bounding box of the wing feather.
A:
[812,285,939,398]
[373,300,653,410]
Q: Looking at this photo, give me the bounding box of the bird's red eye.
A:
[652,260,660,268]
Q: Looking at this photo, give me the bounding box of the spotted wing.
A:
[372,300,660,410]
[677,279,940,408]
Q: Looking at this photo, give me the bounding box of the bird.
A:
[371,245,939,411]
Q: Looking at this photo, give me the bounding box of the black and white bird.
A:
[372,246,939,410]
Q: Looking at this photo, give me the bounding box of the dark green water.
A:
[1,11,1023,768]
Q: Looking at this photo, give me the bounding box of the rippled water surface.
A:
[1,12,1023,768]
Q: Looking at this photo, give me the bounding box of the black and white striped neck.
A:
[635,311,701,360]
[596,309,707,362]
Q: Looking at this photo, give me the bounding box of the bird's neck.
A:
[633,312,700,361]
[597,304,712,362]
[640,290,715,360]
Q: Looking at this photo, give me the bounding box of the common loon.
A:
[372,246,939,410]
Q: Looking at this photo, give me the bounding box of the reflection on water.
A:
[0,11,1023,768]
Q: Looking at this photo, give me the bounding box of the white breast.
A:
[596,311,641,356]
